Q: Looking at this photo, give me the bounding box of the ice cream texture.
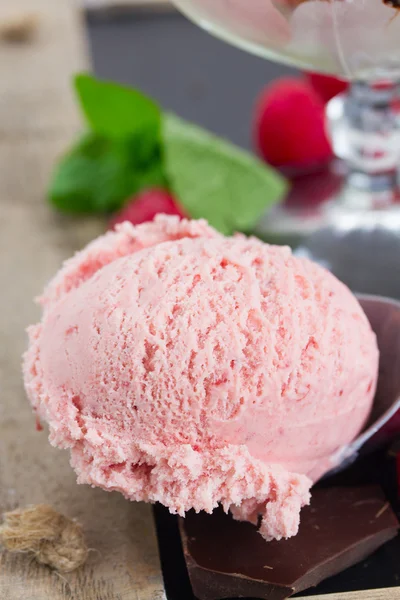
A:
[24,216,379,541]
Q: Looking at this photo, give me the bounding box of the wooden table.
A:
[0,1,166,598]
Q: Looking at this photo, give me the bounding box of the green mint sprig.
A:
[49,74,288,235]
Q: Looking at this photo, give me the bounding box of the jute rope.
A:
[0,504,88,573]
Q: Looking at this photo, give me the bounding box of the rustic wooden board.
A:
[0,1,166,599]
[308,591,400,600]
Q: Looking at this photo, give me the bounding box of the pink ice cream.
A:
[24,216,378,541]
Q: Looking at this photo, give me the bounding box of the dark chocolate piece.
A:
[180,486,399,600]
[384,0,400,8]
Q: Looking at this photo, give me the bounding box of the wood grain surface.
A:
[0,1,166,599]
[307,590,400,600]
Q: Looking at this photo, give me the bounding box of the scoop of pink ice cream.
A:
[24,216,378,541]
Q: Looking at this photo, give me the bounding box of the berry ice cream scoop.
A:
[23,216,378,541]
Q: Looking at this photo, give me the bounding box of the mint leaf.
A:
[49,75,287,223]
[49,133,167,214]
[48,76,168,214]
[74,74,161,140]
[163,115,288,236]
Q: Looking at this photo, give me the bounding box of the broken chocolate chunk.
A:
[384,0,400,8]
[180,486,399,600]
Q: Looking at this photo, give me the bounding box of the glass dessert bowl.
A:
[170,0,400,242]
[171,0,400,79]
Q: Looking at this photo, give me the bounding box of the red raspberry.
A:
[253,78,333,169]
[110,188,185,229]
[306,72,348,104]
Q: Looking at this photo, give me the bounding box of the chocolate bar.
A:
[180,486,399,600]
